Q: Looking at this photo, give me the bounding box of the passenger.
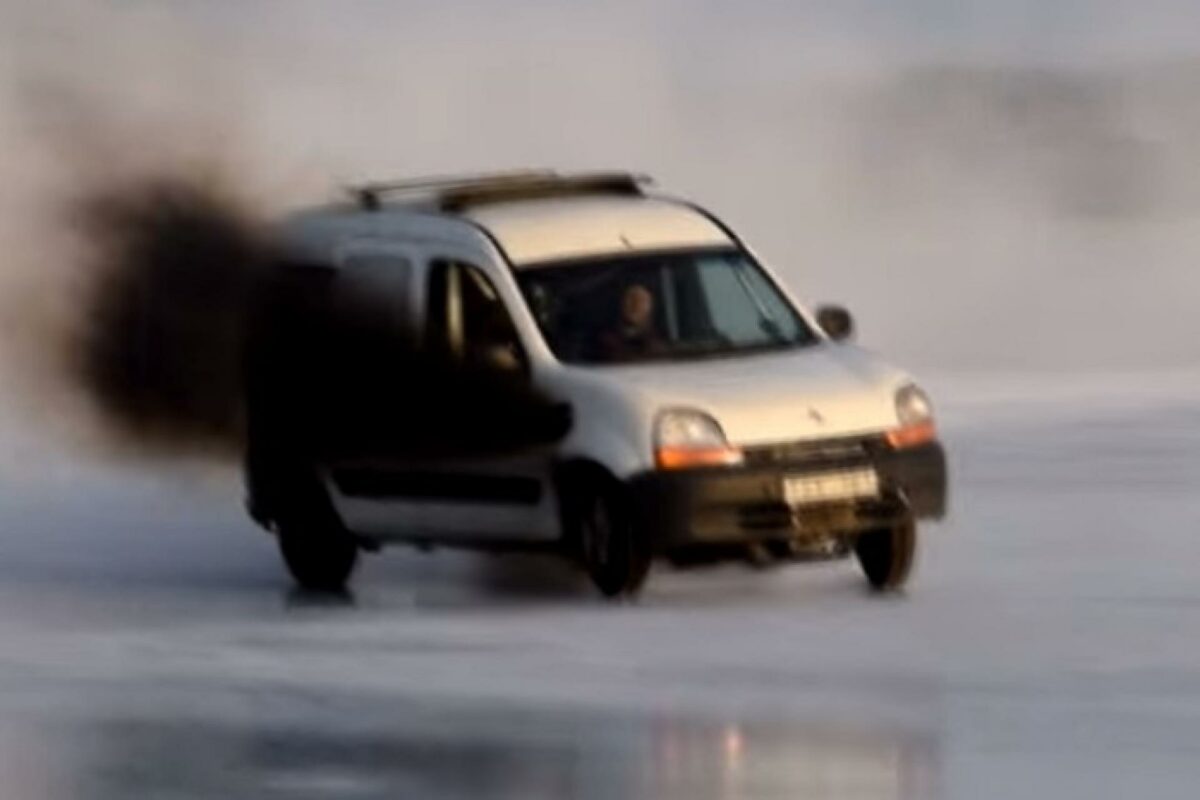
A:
[597,283,665,361]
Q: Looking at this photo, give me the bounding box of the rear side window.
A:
[335,252,414,331]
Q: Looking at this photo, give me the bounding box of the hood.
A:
[596,344,911,446]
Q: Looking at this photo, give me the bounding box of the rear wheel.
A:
[854,518,917,591]
[276,469,358,592]
[573,479,652,599]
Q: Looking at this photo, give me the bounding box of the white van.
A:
[244,172,947,598]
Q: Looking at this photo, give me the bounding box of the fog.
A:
[3,0,1200,431]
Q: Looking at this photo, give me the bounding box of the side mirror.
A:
[816,305,854,342]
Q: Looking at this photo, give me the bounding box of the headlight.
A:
[895,384,933,426]
[888,384,937,448]
[654,409,743,470]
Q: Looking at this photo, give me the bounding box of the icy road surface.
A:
[0,374,1199,799]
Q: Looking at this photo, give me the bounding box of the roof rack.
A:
[346,170,653,212]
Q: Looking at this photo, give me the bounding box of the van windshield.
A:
[516,248,818,365]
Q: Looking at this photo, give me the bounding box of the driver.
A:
[598,283,665,361]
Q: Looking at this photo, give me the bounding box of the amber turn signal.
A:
[655,446,744,470]
[885,420,937,449]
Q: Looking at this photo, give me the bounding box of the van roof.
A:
[465,195,732,267]
[281,172,735,268]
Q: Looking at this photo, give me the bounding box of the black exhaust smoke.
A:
[76,176,267,452]
[71,173,569,462]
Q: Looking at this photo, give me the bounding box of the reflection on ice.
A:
[647,718,937,800]
[0,704,937,800]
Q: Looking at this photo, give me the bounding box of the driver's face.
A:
[621,285,654,330]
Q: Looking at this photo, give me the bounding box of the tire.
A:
[276,470,358,593]
[572,478,652,599]
[854,518,917,592]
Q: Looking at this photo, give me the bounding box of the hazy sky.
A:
[2,0,1200,379]
[167,0,1200,63]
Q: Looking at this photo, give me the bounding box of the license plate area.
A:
[783,467,879,507]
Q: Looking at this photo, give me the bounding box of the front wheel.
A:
[854,518,917,592]
[573,480,652,599]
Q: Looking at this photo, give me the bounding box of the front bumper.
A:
[628,440,947,553]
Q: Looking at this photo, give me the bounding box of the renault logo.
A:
[806,407,825,424]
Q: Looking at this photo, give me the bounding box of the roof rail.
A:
[346,170,653,212]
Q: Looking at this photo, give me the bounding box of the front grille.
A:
[738,502,793,531]
[736,496,907,536]
[741,433,881,468]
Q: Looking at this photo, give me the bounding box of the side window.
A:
[426,260,526,372]
[334,252,415,335]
